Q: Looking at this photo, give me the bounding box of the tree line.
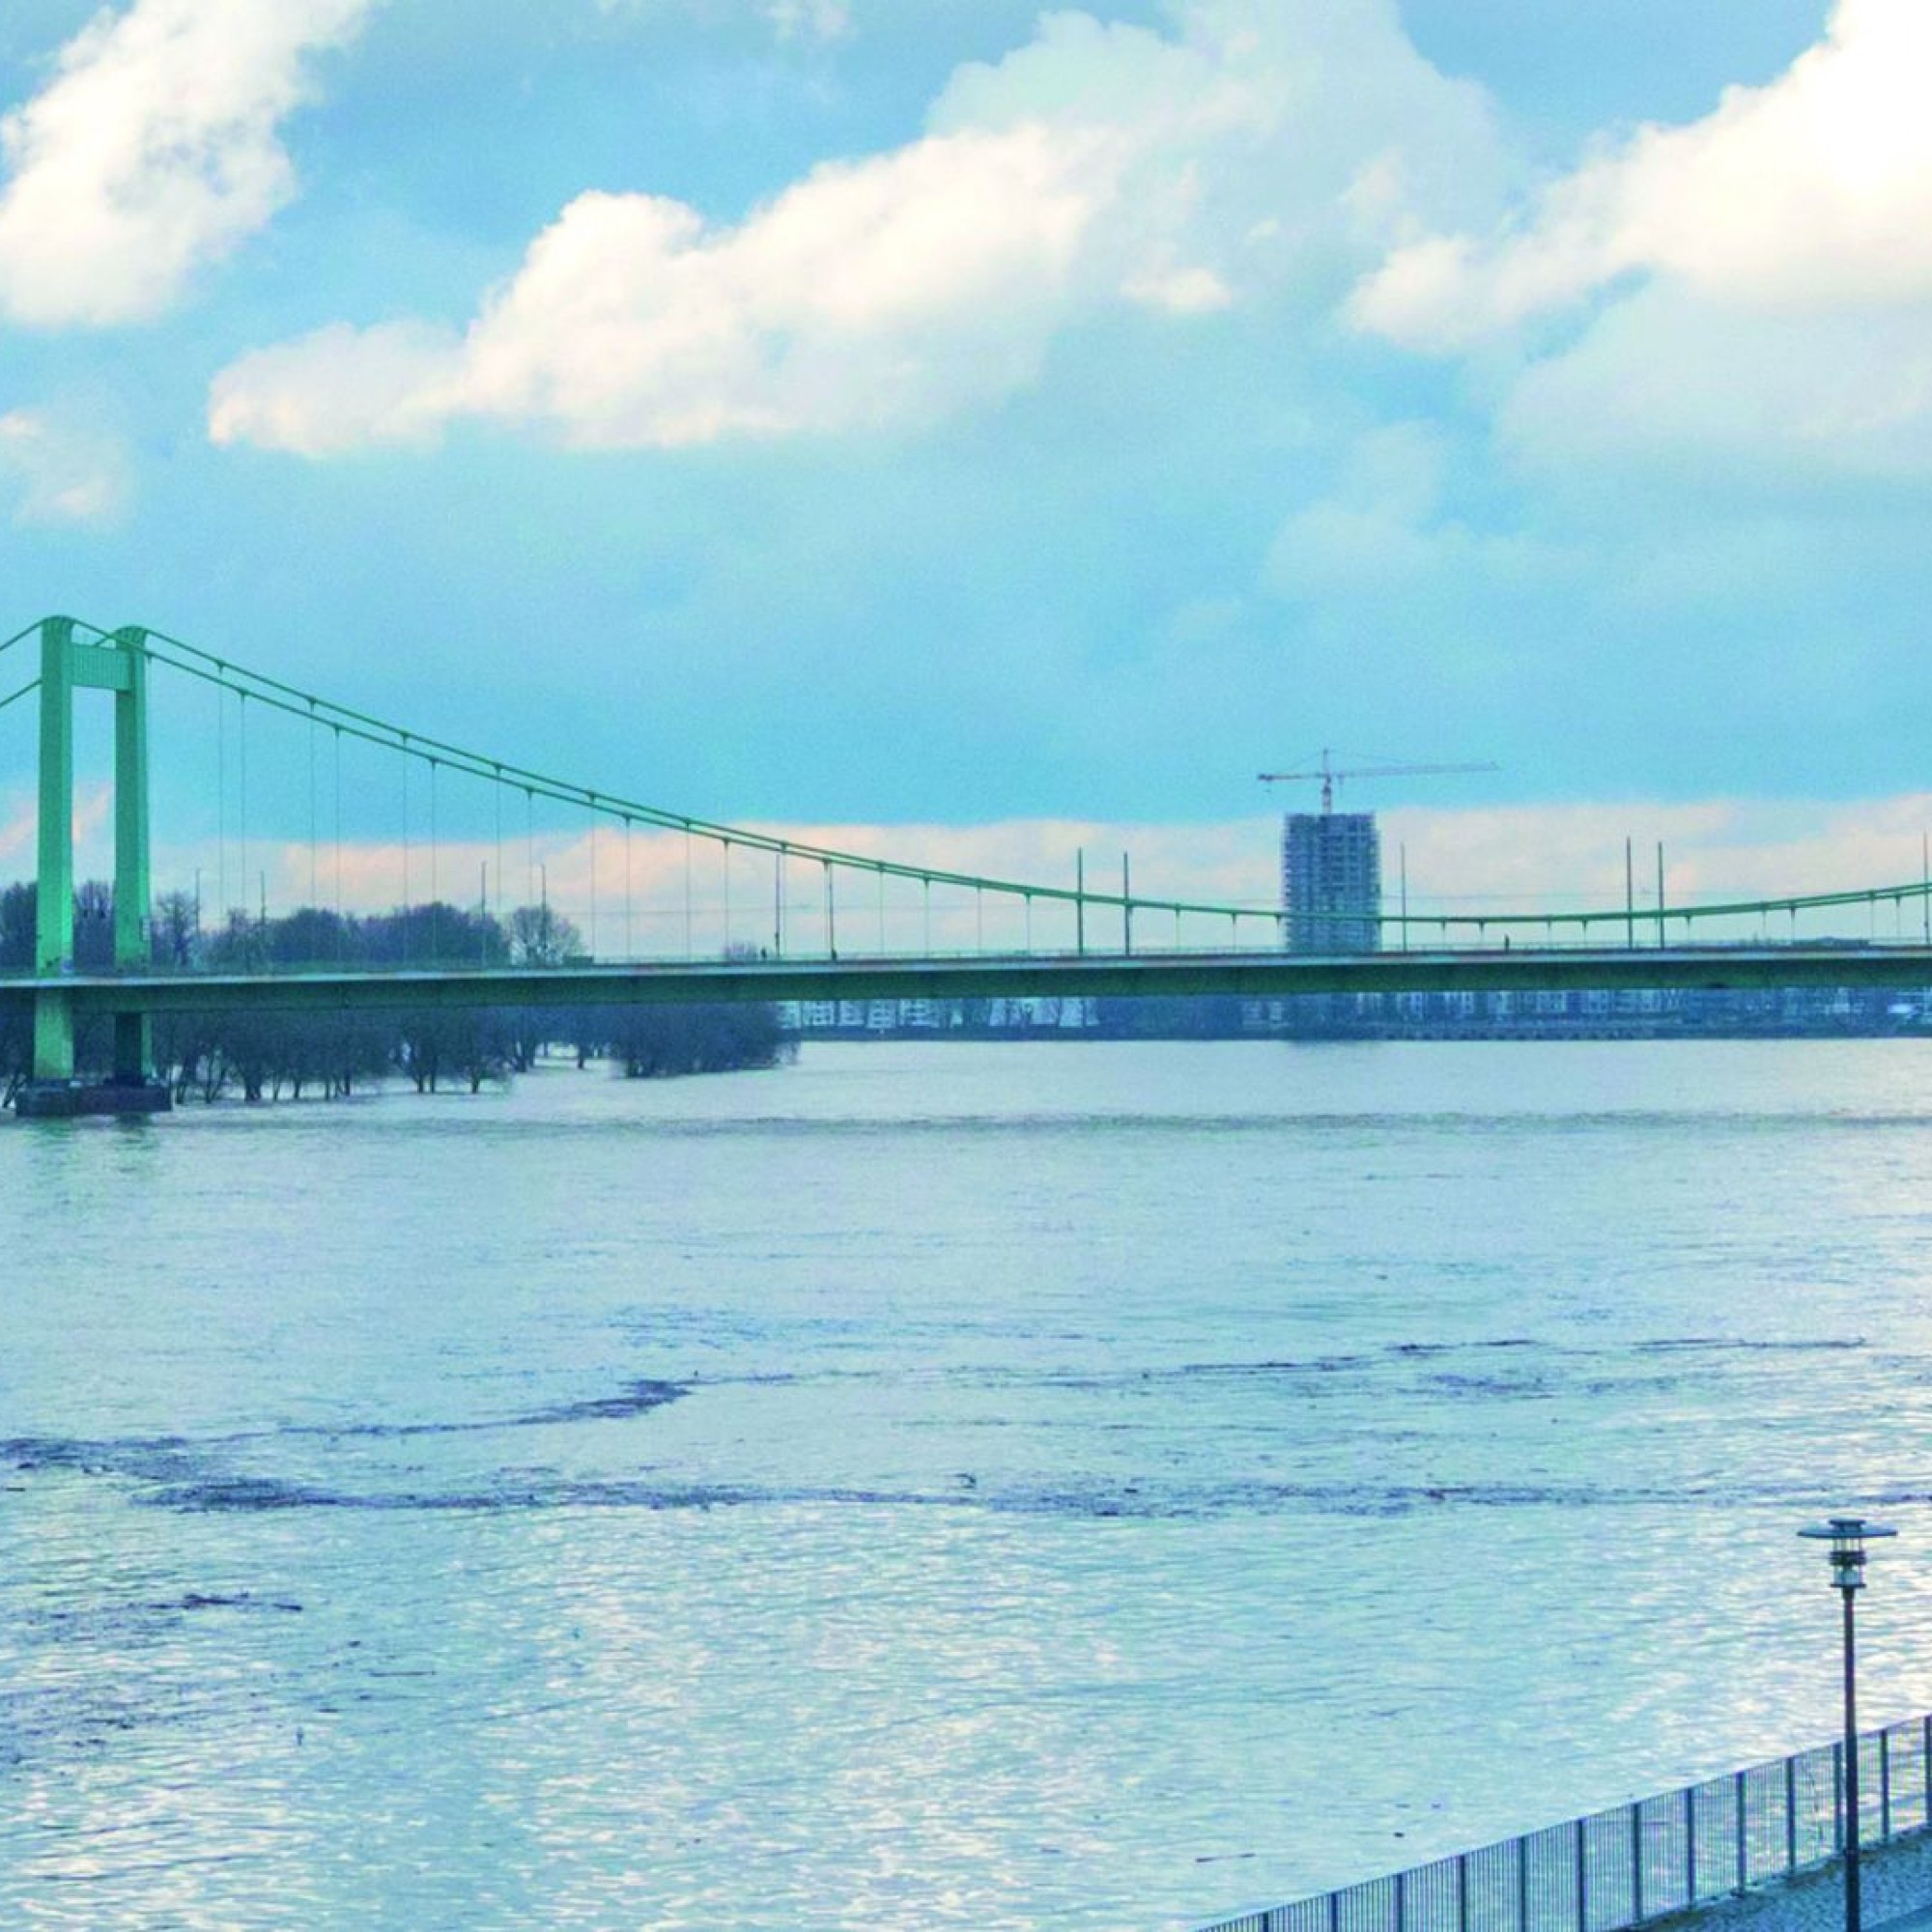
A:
[0,882,788,1105]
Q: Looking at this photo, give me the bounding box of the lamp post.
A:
[1798,1516,1897,1932]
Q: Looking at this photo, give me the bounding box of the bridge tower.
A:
[22,615,168,1114]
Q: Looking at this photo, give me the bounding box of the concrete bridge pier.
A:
[31,983,71,1083]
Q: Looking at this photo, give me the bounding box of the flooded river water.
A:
[8,1039,1932,1929]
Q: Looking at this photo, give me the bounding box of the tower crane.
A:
[1258,750,1499,813]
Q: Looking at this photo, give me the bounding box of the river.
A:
[7,1039,1932,1930]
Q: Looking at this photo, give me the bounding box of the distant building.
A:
[1280,811,1380,953]
[781,996,1095,1035]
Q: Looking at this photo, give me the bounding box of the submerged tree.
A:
[609,1002,789,1079]
[1,886,785,1104]
[0,881,32,970]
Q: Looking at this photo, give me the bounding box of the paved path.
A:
[1684,1833,1932,1932]
[1875,1902,1932,1932]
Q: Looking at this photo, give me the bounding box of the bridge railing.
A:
[1196,1716,1931,1932]
[94,933,1932,974]
[21,932,1932,984]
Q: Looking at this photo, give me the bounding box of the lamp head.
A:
[1799,1516,1898,1590]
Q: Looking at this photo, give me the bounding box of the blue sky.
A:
[7,0,1931,918]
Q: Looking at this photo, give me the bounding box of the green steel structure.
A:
[6,610,1932,1108]
[19,617,154,1089]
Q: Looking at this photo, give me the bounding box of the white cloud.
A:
[0,408,130,524]
[1349,0,1932,476]
[209,319,461,457]
[1382,794,1932,926]
[594,1,852,40]
[213,125,1103,453]
[1266,422,1562,594]
[209,0,1503,455]
[0,794,33,868]
[457,128,1103,447]
[0,0,374,328]
[763,0,851,41]
[1497,283,1932,480]
[1354,0,1932,351]
[1122,262,1235,316]
[1267,421,1451,586]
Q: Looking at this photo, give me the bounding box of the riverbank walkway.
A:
[1196,1822,1932,1932]
[1367,1828,1932,1932]
[1196,1714,1932,1932]
[1701,1833,1932,1932]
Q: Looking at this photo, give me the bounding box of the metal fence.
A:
[1197,1715,1932,1932]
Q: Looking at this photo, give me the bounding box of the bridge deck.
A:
[5,945,1932,1015]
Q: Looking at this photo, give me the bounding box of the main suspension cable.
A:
[103,620,1932,947]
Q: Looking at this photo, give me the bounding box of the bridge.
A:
[4,613,1931,1111]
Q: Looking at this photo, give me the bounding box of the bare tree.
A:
[151,890,199,967]
[508,903,583,966]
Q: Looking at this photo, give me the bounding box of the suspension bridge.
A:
[3,613,1931,1113]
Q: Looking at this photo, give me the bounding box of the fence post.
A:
[1329,1891,1340,1932]
[1518,1833,1529,1932]
[1735,1771,1747,1893]
[1631,1804,1644,1924]
[1397,1868,1407,1932]
[1882,1727,1892,1841]
[1684,1788,1697,1906]
[1786,1755,1798,1875]
[1458,1854,1469,1932]
[1577,1819,1588,1932]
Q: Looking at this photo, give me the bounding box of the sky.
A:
[5,0,1931,923]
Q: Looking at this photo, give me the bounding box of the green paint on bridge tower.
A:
[25,615,167,1113]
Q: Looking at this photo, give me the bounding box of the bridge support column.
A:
[33,617,75,1083]
[111,627,153,1085]
[17,617,169,1116]
[32,986,72,1085]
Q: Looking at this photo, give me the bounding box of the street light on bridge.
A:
[1798,1516,1897,1932]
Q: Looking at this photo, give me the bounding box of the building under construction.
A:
[1263,752,1494,956]
[1280,811,1380,954]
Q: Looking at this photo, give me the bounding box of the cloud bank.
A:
[0,0,374,328]
[208,0,1500,454]
[0,409,129,524]
[1350,0,1932,476]
[594,1,853,41]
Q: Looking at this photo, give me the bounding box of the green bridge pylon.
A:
[33,615,153,1086]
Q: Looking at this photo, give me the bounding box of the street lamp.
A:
[1798,1516,1898,1932]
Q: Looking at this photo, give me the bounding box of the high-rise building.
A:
[1280,811,1380,953]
